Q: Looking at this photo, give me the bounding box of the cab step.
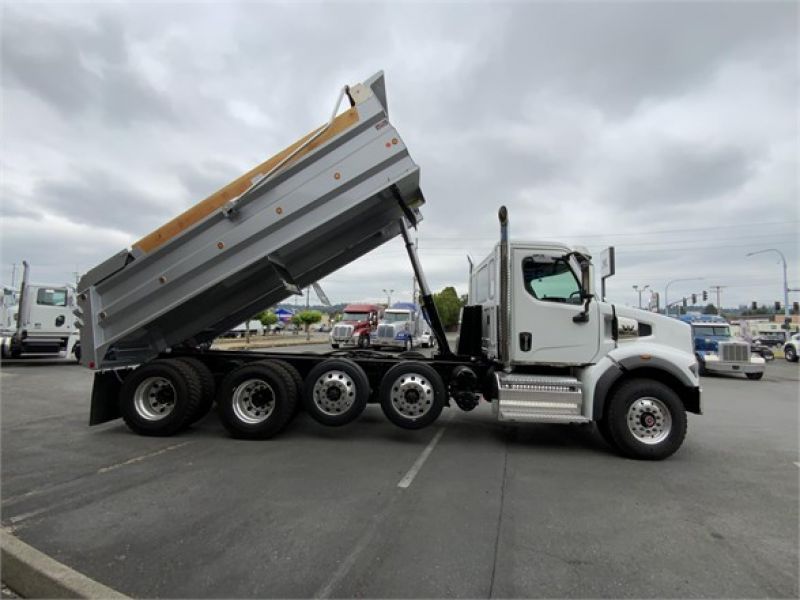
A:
[493,373,588,423]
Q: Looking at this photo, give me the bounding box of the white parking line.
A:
[96,441,192,473]
[397,425,447,489]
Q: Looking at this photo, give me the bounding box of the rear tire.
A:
[606,379,687,460]
[172,357,216,424]
[358,335,370,349]
[216,362,297,439]
[746,372,763,380]
[267,359,304,414]
[379,362,445,430]
[119,359,202,436]
[303,358,370,426]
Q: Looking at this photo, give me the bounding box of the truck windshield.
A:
[342,312,369,321]
[383,312,410,323]
[694,326,730,337]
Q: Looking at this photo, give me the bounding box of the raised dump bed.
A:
[76,72,424,369]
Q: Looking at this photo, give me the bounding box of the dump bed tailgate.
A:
[76,72,423,369]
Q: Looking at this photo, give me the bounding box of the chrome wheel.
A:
[626,396,672,445]
[311,370,356,416]
[232,378,275,424]
[133,377,176,421]
[390,372,434,419]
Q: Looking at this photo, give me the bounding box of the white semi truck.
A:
[1,262,80,360]
[372,302,426,351]
[77,72,700,460]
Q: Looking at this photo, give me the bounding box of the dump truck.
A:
[77,72,701,460]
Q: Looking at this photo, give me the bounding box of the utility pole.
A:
[746,249,790,327]
[632,284,650,309]
[382,288,394,307]
[709,285,726,310]
[10,263,17,288]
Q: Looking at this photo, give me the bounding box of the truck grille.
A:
[376,324,395,339]
[333,325,353,339]
[719,341,750,362]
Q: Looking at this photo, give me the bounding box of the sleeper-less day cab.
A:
[77,72,700,460]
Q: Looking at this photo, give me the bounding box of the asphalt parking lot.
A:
[1,350,798,598]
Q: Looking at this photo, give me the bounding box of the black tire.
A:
[697,356,707,376]
[172,357,216,424]
[331,343,340,349]
[606,379,687,460]
[216,362,297,439]
[302,358,370,426]
[266,359,304,415]
[358,335,370,349]
[119,359,202,436]
[785,346,798,362]
[73,343,81,363]
[379,361,445,430]
[595,419,617,449]
[746,372,764,380]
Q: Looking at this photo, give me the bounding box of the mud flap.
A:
[89,370,126,425]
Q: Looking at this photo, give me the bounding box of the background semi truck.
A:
[1,262,80,360]
[77,71,701,460]
[372,302,425,351]
[679,314,765,379]
[330,303,382,348]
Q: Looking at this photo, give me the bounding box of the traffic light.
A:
[751,301,758,310]
[702,290,708,301]
[691,293,697,305]
[775,301,781,312]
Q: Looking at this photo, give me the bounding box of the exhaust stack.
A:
[498,207,510,370]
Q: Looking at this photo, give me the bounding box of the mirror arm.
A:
[572,293,594,323]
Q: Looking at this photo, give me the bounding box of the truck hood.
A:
[613,305,694,355]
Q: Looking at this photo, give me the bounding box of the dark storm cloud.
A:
[1,10,175,125]
[466,1,796,118]
[618,142,753,210]
[34,168,172,233]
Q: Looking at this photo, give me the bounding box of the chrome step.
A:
[494,373,586,423]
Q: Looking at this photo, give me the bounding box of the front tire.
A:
[606,379,687,460]
[119,359,202,436]
[785,346,798,362]
[331,343,340,349]
[216,362,297,439]
[746,372,764,380]
[379,362,445,430]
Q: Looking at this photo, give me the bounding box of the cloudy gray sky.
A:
[2,0,798,311]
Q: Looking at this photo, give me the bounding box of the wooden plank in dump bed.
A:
[133,107,360,254]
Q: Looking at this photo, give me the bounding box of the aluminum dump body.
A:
[76,72,424,369]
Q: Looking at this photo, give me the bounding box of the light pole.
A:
[746,249,790,325]
[382,288,394,307]
[632,284,650,309]
[664,277,704,318]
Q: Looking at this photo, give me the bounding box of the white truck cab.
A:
[1,262,79,360]
[461,208,700,459]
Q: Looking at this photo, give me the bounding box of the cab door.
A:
[510,248,599,365]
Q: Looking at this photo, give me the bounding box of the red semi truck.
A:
[330,304,382,349]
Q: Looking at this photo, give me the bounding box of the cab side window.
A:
[36,288,68,307]
[522,256,582,304]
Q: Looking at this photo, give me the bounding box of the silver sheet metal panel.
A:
[76,72,424,369]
